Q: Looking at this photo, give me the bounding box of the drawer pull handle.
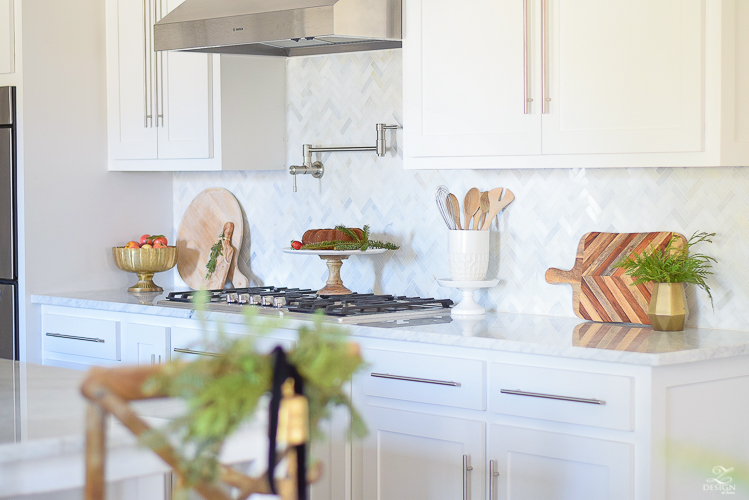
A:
[173,347,222,358]
[462,454,473,500]
[370,372,461,387]
[45,332,104,343]
[500,389,605,405]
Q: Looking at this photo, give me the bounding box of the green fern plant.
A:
[614,232,717,307]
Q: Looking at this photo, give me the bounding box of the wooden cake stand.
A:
[282,248,387,295]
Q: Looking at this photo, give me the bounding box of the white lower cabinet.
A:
[488,424,632,500]
[122,323,168,366]
[357,406,484,500]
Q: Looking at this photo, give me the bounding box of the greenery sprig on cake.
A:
[301,225,399,251]
[614,231,717,306]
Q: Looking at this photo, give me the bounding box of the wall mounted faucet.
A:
[289,123,400,192]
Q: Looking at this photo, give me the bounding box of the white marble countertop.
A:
[0,359,268,497]
[32,289,749,367]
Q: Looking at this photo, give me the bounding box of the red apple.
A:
[139,234,151,246]
[124,241,140,249]
[152,236,168,246]
[153,241,167,249]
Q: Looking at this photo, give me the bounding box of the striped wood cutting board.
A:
[545,232,685,325]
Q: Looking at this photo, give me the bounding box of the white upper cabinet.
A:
[105,0,286,171]
[404,0,749,168]
[0,0,14,75]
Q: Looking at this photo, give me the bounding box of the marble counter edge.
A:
[31,293,749,367]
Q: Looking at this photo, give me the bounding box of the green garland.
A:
[301,225,399,251]
[141,296,368,489]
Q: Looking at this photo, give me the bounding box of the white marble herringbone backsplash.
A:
[174,50,749,331]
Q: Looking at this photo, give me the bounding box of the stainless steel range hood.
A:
[154,0,401,57]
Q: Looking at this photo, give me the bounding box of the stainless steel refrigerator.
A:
[0,87,17,361]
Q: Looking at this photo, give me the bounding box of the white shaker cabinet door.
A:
[156,0,213,160]
[356,407,485,500]
[488,424,633,500]
[541,0,703,154]
[122,323,168,366]
[403,0,542,158]
[106,0,158,160]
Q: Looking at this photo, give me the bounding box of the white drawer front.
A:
[170,326,293,361]
[362,348,485,410]
[43,314,120,360]
[489,363,633,431]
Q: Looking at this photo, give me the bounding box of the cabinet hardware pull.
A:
[151,354,156,366]
[500,389,605,405]
[153,0,160,127]
[157,0,164,127]
[541,0,549,114]
[173,347,222,358]
[489,459,500,500]
[45,332,104,343]
[370,372,461,387]
[143,0,152,127]
[523,0,530,114]
[463,454,473,500]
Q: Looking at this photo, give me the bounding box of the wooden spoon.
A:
[477,191,490,229]
[447,193,462,230]
[463,188,481,230]
[481,188,514,230]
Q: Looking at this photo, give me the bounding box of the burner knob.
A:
[238,293,250,304]
[262,295,275,307]
[250,294,262,305]
[226,293,238,304]
[273,296,286,309]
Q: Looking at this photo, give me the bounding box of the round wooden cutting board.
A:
[177,188,248,290]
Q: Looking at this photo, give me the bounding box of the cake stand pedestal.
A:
[437,278,499,315]
[283,247,388,295]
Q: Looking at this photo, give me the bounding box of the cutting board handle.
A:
[545,267,580,285]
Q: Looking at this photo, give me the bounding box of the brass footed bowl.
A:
[112,246,178,293]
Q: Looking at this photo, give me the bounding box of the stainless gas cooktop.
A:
[157,287,454,325]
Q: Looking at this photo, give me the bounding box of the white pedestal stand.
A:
[437,278,499,315]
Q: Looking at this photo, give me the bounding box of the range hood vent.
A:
[154,0,401,57]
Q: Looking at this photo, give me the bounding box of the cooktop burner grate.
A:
[287,294,453,317]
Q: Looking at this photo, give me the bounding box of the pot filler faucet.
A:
[289,123,400,192]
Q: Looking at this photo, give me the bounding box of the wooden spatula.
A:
[463,188,480,230]
[447,193,462,230]
[478,191,490,229]
[481,188,514,230]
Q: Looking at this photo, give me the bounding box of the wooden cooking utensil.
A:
[463,188,481,230]
[478,191,490,229]
[480,187,512,230]
[447,193,462,230]
[545,231,686,324]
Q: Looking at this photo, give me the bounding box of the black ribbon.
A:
[268,346,307,500]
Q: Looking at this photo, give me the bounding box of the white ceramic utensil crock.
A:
[448,230,490,281]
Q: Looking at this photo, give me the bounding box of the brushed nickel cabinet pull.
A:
[523,0,531,114]
[143,0,152,127]
[45,332,104,343]
[173,347,222,358]
[370,372,461,387]
[500,389,605,405]
[541,0,549,114]
[153,0,159,127]
[489,459,500,500]
[463,454,473,500]
[157,0,164,127]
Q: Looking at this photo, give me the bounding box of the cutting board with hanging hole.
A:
[545,232,685,325]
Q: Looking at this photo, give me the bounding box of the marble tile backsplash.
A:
[174,49,749,331]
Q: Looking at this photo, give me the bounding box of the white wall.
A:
[21,0,173,362]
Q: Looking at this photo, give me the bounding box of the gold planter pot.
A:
[648,282,688,331]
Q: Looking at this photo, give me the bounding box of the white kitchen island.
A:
[30,290,749,500]
[0,359,270,499]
